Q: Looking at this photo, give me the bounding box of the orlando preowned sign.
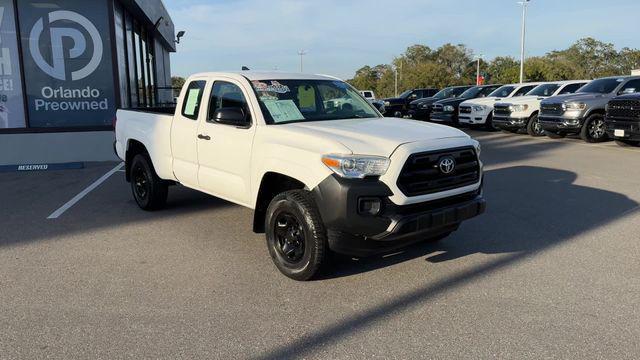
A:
[18,0,116,128]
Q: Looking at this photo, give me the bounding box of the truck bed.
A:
[114,108,177,181]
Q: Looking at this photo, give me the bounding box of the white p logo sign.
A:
[29,10,103,81]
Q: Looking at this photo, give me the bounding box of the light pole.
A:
[518,0,530,83]
[297,50,307,72]
[476,54,483,85]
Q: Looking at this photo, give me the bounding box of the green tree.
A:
[172,76,186,89]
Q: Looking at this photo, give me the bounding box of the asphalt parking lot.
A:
[1,130,639,359]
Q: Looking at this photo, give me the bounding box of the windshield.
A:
[460,86,482,98]
[433,86,465,99]
[578,78,624,94]
[398,90,413,99]
[489,86,516,98]
[527,84,561,97]
[251,79,380,124]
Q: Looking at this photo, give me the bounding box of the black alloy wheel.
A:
[273,212,306,263]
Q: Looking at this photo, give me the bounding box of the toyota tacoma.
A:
[115,72,485,280]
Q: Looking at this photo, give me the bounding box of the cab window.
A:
[514,85,536,96]
[207,81,252,126]
[181,80,206,120]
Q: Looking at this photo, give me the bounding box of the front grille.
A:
[607,99,640,119]
[494,104,511,116]
[397,147,480,197]
[540,103,564,116]
[459,105,472,114]
[432,104,443,113]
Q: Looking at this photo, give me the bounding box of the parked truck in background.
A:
[539,76,640,143]
[382,88,439,117]
[493,80,588,136]
[458,82,542,130]
[115,72,486,280]
[605,93,640,147]
[430,84,502,126]
[408,85,473,121]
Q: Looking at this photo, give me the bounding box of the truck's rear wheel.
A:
[526,114,545,136]
[265,190,327,281]
[130,154,168,210]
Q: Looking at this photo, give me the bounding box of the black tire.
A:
[615,139,640,147]
[484,113,497,131]
[545,130,566,139]
[265,190,327,281]
[580,114,608,143]
[526,114,545,137]
[129,154,168,210]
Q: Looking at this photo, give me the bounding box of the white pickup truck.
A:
[458,82,542,129]
[492,80,589,136]
[115,72,485,280]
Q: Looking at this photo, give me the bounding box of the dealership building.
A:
[0,0,176,166]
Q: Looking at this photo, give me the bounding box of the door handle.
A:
[197,134,211,140]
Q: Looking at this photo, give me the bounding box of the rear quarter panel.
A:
[115,109,177,181]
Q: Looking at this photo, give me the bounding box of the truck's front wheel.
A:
[265,190,327,281]
[130,154,168,210]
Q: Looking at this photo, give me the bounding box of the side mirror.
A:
[620,88,636,95]
[212,107,248,127]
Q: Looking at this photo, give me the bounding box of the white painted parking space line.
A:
[47,162,124,219]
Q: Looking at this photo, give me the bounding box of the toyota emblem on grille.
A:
[438,156,456,174]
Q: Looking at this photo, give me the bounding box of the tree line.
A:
[347,37,640,98]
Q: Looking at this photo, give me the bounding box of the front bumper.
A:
[605,117,640,141]
[430,112,456,124]
[459,111,490,125]
[408,107,431,120]
[539,115,583,133]
[312,174,485,257]
[493,116,529,130]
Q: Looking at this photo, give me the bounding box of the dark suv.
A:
[430,84,501,126]
[408,85,473,121]
[382,88,439,117]
[605,93,640,146]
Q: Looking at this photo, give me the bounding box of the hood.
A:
[502,95,546,105]
[461,96,504,106]
[285,118,469,157]
[410,97,437,105]
[543,92,611,104]
[410,97,440,106]
[382,97,405,104]
[434,97,468,107]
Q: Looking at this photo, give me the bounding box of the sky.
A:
[164,0,640,79]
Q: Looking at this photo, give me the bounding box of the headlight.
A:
[443,105,455,112]
[321,154,390,179]
[509,104,528,112]
[384,101,391,107]
[420,104,430,109]
[472,105,485,112]
[562,102,586,111]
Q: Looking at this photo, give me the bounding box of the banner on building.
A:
[0,0,26,129]
[18,0,116,128]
